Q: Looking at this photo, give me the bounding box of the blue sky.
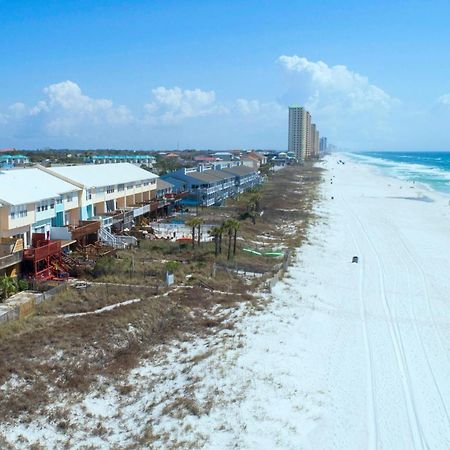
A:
[1,0,450,150]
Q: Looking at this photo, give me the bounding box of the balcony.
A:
[23,241,61,261]
[0,251,23,271]
[132,204,151,217]
[70,221,100,240]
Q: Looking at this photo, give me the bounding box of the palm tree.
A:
[218,223,225,254]
[197,217,204,246]
[224,219,239,261]
[252,191,262,213]
[186,217,203,247]
[0,275,17,301]
[208,226,222,256]
[242,190,262,225]
[231,219,240,256]
[186,218,198,247]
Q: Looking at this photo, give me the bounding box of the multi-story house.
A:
[0,168,81,246]
[221,165,261,194]
[162,167,236,207]
[40,163,158,230]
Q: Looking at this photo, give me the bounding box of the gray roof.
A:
[156,179,173,190]
[221,166,257,176]
[209,170,236,181]
[185,170,234,184]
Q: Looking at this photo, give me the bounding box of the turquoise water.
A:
[348,151,450,195]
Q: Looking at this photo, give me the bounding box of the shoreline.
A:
[345,151,450,198]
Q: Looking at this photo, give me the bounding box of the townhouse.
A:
[40,163,158,231]
[162,162,261,207]
[87,154,156,166]
[162,167,236,207]
[0,168,81,246]
[0,168,82,276]
[221,165,261,194]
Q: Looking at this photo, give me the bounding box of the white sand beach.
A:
[3,154,450,449]
[207,153,450,449]
[156,153,450,449]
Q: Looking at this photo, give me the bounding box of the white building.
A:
[0,168,81,246]
[38,163,158,229]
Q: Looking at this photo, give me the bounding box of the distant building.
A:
[320,137,328,153]
[288,106,310,161]
[311,124,320,159]
[288,106,323,161]
[87,154,155,166]
[245,151,267,167]
[194,156,218,164]
[0,154,29,168]
[212,151,234,161]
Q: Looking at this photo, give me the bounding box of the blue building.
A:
[162,163,261,207]
[0,155,30,169]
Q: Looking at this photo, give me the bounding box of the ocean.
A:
[348,151,450,195]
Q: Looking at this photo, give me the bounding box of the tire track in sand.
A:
[342,196,429,450]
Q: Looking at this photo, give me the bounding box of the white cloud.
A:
[278,55,403,148]
[0,81,134,140]
[144,86,226,124]
[235,98,283,115]
[437,93,450,106]
[279,55,397,113]
[40,81,134,135]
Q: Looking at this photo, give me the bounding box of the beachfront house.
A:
[162,167,236,207]
[0,168,82,246]
[221,165,262,194]
[0,163,161,277]
[0,168,82,276]
[39,163,158,231]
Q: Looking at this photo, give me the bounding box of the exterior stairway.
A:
[98,228,137,249]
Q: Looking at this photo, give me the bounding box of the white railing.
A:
[98,227,137,249]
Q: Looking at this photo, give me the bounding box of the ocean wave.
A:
[346,152,450,194]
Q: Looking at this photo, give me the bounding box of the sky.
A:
[1,0,450,151]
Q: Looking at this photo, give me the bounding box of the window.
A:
[106,186,115,194]
[36,200,52,212]
[10,205,27,219]
[118,184,125,192]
